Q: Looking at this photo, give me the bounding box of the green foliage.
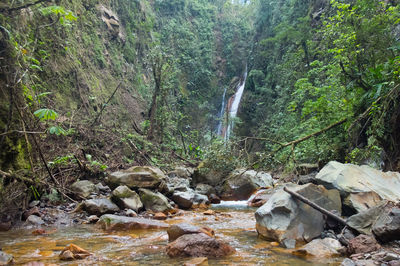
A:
[34,108,59,121]
[40,5,77,26]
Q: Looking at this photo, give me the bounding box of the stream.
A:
[0,201,343,265]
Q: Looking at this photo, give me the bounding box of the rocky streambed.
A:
[0,162,400,265]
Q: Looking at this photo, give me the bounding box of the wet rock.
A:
[97,214,169,230]
[0,251,13,265]
[172,191,194,209]
[107,166,166,190]
[203,210,215,215]
[383,253,400,262]
[372,205,400,243]
[26,215,45,226]
[111,185,143,212]
[314,161,400,200]
[167,223,214,242]
[208,194,220,204]
[343,191,382,214]
[247,188,275,207]
[347,201,391,235]
[347,235,381,254]
[95,183,111,193]
[153,212,167,220]
[255,183,341,247]
[32,228,46,235]
[22,206,41,220]
[293,238,343,257]
[184,257,208,266]
[219,169,274,200]
[87,215,99,224]
[59,244,91,261]
[341,258,356,266]
[166,233,234,258]
[139,188,173,213]
[195,184,216,196]
[71,180,97,199]
[81,198,119,216]
[0,221,11,232]
[125,209,137,217]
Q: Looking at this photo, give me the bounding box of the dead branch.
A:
[0,130,45,136]
[0,170,11,177]
[91,81,122,127]
[127,139,153,165]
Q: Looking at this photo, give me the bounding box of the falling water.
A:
[217,87,228,136]
[225,67,248,141]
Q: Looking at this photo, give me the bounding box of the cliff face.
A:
[0,0,252,216]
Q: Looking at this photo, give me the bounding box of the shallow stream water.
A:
[0,202,343,265]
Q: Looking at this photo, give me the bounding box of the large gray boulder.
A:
[70,180,97,199]
[107,166,166,189]
[314,161,400,200]
[372,204,400,243]
[81,198,119,216]
[255,183,341,248]
[97,214,169,230]
[139,188,173,213]
[111,185,143,212]
[347,201,388,235]
[219,169,274,200]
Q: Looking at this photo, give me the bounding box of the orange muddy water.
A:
[0,203,344,265]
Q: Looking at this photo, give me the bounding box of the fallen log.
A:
[283,186,350,228]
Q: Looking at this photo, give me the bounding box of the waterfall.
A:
[221,66,248,141]
[217,87,228,136]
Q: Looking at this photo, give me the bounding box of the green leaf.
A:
[48,126,67,136]
[34,108,59,121]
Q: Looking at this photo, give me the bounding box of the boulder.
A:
[26,215,45,226]
[22,206,40,220]
[111,185,143,212]
[166,176,191,193]
[208,194,221,204]
[70,180,97,199]
[347,201,391,235]
[81,198,119,216]
[255,183,341,247]
[167,223,215,242]
[97,214,169,230]
[107,166,166,190]
[195,184,216,196]
[372,205,400,243]
[314,161,400,200]
[0,251,13,265]
[139,188,173,213]
[247,188,275,207]
[343,191,383,215]
[293,238,343,257]
[59,244,91,260]
[192,168,225,186]
[347,234,381,254]
[219,169,273,200]
[171,190,210,209]
[166,233,235,258]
